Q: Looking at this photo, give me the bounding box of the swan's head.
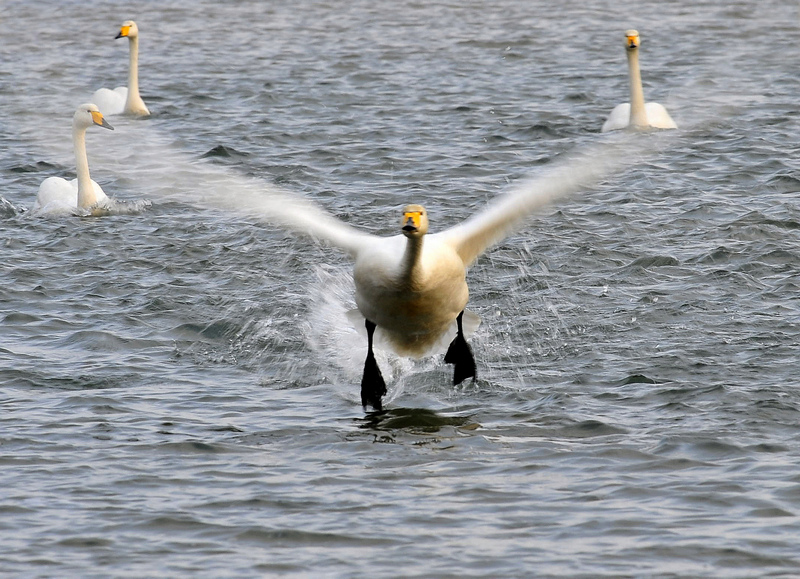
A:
[624,29,640,51]
[115,20,139,40]
[401,204,429,238]
[74,103,114,131]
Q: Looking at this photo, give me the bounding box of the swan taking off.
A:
[91,21,150,116]
[32,104,114,216]
[216,145,628,411]
[601,30,677,132]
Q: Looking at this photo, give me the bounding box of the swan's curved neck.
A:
[626,48,648,129]
[73,125,97,208]
[400,236,424,287]
[124,36,149,115]
[127,36,140,98]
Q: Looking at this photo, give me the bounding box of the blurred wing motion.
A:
[204,135,641,263]
[437,140,631,266]
[210,180,375,256]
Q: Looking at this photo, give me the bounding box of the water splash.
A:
[27,197,152,218]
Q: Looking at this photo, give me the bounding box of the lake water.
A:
[2,0,800,577]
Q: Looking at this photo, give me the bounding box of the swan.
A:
[221,146,627,411]
[91,20,150,116]
[32,104,114,215]
[601,30,677,132]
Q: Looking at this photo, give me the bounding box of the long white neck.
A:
[73,125,97,208]
[124,36,149,115]
[400,236,424,289]
[626,48,648,129]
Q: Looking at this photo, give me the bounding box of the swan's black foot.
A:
[361,320,387,411]
[444,311,477,385]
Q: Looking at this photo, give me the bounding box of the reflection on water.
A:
[357,407,480,436]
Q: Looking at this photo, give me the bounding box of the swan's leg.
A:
[444,311,477,385]
[361,320,387,411]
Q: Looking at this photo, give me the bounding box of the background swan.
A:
[602,30,676,132]
[92,21,150,116]
[32,104,114,216]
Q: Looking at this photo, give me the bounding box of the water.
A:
[2,0,800,576]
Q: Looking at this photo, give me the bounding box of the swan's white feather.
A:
[601,103,631,133]
[92,87,127,117]
[32,177,108,216]
[643,102,677,129]
[602,102,677,132]
[218,186,374,256]
[437,149,618,266]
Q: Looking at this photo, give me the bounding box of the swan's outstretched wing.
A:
[92,87,127,117]
[438,142,630,267]
[207,179,375,256]
[255,192,375,256]
[645,102,677,130]
[602,103,631,133]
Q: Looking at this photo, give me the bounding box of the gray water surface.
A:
[2,0,800,577]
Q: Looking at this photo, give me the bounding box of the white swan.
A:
[91,20,150,116]
[223,147,625,410]
[602,30,677,132]
[32,104,114,215]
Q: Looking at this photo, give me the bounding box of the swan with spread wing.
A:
[229,149,624,411]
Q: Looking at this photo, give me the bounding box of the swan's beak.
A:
[402,212,421,233]
[116,25,131,39]
[91,111,114,130]
[626,36,639,49]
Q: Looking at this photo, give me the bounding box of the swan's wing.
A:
[602,103,631,133]
[645,102,677,129]
[92,87,127,116]
[205,179,375,256]
[264,194,375,256]
[90,179,109,204]
[437,142,630,267]
[32,177,79,216]
[35,177,74,209]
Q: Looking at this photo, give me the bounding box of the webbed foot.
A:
[444,311,477,385]
[361,320,387,410]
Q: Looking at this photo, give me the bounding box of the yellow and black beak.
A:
[116,25,131,39]
[402,211,422,233]
[91,110,114,130]
[626,34,639,49]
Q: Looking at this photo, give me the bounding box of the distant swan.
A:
[224,149,625,411]
[32,104,114,215]
[92,20,150,116]
[602,30,676,132]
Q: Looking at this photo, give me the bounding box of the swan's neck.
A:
[399,236,424,288]
[73,125,97,208]
[124,36,149,115]
[626,48,648,129]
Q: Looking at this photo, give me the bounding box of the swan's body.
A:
[602,30,676,132]
[352,226,468,357]
[92,21,149,116]
[32,104,114,215]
